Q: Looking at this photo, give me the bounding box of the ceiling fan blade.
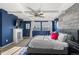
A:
[38,15,44,18]
[37,8,44,15]
[28,16,34,17]
[27,7,37,14]
[39,13,43,15]
[43,10,59,13]
[28,12,35,15]
[37,8,42,13]
[27,7,44,18]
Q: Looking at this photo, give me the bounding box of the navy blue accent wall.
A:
[0,9,17,47]
[0,9,2,47]
[54,21,57,31]
[21,21,31,37]
[52,21,58,32]
[52,21,55,31]
[41,22,42,31]
[54,18,59,32]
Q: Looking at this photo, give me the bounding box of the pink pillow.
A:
[51,32,59,40]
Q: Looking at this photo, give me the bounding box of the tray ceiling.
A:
[0,3,74,21]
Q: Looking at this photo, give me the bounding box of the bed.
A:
[27,34,69,55]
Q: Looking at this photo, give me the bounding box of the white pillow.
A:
[58,33,67,42]
[33,36,44,40]
[44,36,51,40]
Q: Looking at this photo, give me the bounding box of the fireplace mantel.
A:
[13,28,23,43]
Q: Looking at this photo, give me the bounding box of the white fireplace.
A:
[13,28,23,43]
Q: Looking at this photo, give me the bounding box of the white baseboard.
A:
[0,42,14,48]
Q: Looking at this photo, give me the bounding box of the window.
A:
[42,21,50,31]
[26,24,30,29]
[33,22,41,31]
[33,21,52,31]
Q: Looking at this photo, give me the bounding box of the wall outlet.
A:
[6,39,8,43]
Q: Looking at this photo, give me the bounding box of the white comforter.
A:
[28,36,68,50]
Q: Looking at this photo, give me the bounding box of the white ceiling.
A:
[0,3,74,21]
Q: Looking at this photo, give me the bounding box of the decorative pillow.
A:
[66,34,73,41]
[58,33,68,42]
[63,34,68,41]
[51,32,59,40]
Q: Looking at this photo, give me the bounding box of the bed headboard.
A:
[59,29,79,41]
[32,31,50,36]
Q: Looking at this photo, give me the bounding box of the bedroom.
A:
[0,3,79,55]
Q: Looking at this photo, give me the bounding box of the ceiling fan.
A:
[27,7,44,18]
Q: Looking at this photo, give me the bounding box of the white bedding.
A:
[28,36,68,50]
[32,35,44,40]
